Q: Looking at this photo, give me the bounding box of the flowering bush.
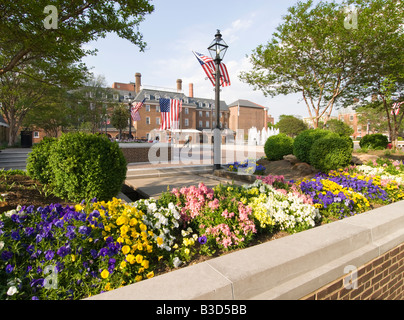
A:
[131,198,198,267]
[0,199,161,300]
[167,183,257,252]
[244,180,320,233]
[226,159,266,175]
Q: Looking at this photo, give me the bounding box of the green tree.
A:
[276,115,308,138]
[240,0,403,130]
[356,104,388,135]
[111,105,129,140]
[323,119,354,137]
[0,61,88,145]
[0,1,154,76]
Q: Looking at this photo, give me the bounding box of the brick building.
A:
[109,73,273,143]
[228,99,274,133]
[21,73,273,145]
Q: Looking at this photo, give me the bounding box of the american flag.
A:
[160,98,182,130]
[391,101,404,116]
[131,98,145,121]
[193,51,230,87]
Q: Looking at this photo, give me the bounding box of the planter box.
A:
[87,200,404,300]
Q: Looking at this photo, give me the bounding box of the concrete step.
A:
[126,165,214,179]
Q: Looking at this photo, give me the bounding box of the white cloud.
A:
[222,18,253,44]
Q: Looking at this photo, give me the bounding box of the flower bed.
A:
[1,159,404,300]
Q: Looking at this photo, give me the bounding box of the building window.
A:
[199,120,203,127]
[33,131,40,139]
[156,105,160,112]
[184,119,189,127]
[146,105,150,112]
[206,121,210,128]
[146,117,150,125]
[349,115,354,121]
[206,111,209,117]
[199,111,202,117]
[156,117,160,125]
[185,108,189,115]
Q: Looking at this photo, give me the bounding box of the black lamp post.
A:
[128,100,133,140]
[208,29,228,170]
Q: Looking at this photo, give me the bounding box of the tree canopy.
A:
[0,0,154,75]
[240,0,403,132]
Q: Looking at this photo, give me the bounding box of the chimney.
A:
[135,73,141,94]
[189,83,194,98]
[176,79,182,92]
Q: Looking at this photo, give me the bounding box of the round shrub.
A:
[264,133,294,161]
[359,133,388,150]
[293,129,336,164]
[26,137,57,184]
[48,132,127,202]
[309,136,353,172]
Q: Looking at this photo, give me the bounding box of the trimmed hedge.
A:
[293,129,337,164]
[49,132,127,202]
[26,137,57,184]
[264,133,294,161]
[309,136,353,172]
[359,133,388,150]
[26,133,127,202]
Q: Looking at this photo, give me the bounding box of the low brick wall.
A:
[302,243,404,300]
[119,143,172,164]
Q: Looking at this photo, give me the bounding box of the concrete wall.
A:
[87,200,404,300]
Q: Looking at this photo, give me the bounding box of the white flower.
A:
[4,209,17,218]
[7,286,18,296]
[0,241,4,251]
[173,257,182,268]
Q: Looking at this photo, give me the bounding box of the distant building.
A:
[13,73,274,145]
[227,99,274,133]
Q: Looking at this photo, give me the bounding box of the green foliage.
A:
[26,137,57,184]
[309,136,353,173]
[324,119,354,137]
[276,115,308,137]
[359,133,389,150]
[293,129,336,164]
[264,133,294,161]
[48,132,127,202]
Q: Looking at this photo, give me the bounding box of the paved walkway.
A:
[124,144,265,199]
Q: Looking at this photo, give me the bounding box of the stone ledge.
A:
[86,200,404,300]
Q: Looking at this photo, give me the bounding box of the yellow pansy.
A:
[156,237,164,246]
[136,254,143,264]
[122,245,130,255]
[120,261,127,269]
[135,275,143,282]
[126,254,135,264]
[101,269,109,279]
[141,259,149,269]
[146,271,154,279]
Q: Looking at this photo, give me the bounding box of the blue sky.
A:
[81,0,331,122]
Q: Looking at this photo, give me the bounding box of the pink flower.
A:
[208,198,220,210]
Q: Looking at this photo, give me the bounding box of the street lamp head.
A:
[207,29,228,62]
